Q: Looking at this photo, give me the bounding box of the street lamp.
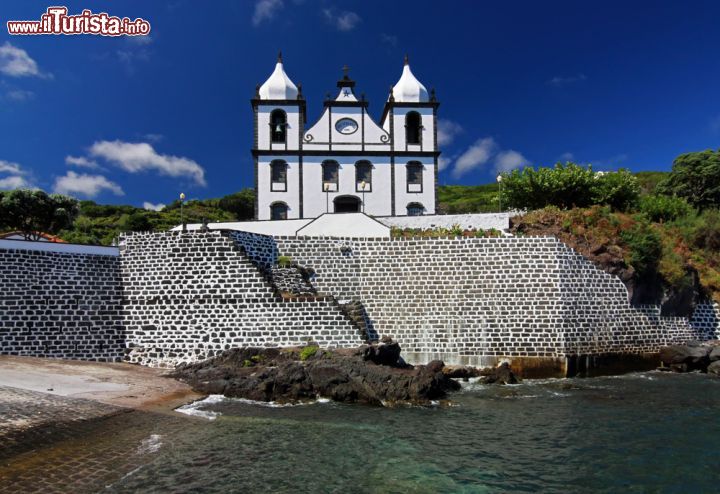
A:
[180,192,186,231]
[360,180,366,214]
[496,175,503,213]
[324,182,329,214]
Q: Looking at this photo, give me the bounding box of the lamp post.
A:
[324,183,329,214]
[180,192,186,231]
[360,180,366,214]
[496,175,503,213]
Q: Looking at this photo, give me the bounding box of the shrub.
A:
[691,209,720,251]
[620,222,662,277]
[500,163,639,211]
[299,345,319,361]
[591,169,641,211]
[278,255,292,267]
[639,195,693,223]
[449,223,463,236]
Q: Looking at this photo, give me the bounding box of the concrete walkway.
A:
[0,356,200,411]
[0,357,204,493]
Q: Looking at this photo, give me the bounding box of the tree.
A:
[591,169,641,211]
[499,162,639,211]
[657,149,720,210]
[0,189,79,241]
[218,188,255,220]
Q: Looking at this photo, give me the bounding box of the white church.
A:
[253,54,439,220]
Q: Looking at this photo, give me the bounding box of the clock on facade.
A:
[335,118,358,135]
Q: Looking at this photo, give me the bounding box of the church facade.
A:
[252,55,440,220]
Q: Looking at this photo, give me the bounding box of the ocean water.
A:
[110,372,720,493]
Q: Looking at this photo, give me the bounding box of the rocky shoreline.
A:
[171,340,521,406]
[659,342,720,375]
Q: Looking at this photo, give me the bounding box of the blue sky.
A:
[1,0,719,209]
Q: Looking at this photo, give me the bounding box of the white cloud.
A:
[437,119,464,147]
[253,0,283,25]
[494,150,530,173]
[127,35,153,45]
[0,175,30,190]
[547,74,587,87]
[452,137,496,178]
[0,160,23,175]
[323,8,361,31]
[5,89,34,101]
[438,156,451,172]
[0,42,50,78]
[89,140,206,186]
[53,171,124,198]
[143,202,166,211]
[65,155,100,169]
[559,152,575,161]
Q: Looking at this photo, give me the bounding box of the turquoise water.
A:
[111,372,720,493]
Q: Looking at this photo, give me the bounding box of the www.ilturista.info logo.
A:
[7,7,150,36]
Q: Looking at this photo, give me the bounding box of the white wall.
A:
[302,156,393,218]
[257,156,300,220]
[256,104,301,150]
[303,106,392,153]
[296,213,390,237]
[390,107,435,151]
[0,239,119,256]
[378,212,512,232]
[393,156,436,215]
[172,219,312,236]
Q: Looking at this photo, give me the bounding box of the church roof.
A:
[258,53,298,100]
[390,56,429,103]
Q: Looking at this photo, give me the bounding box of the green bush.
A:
[620,222,662,277]
[639,195,693,223]
[591,169,641,211]
[299,345,318,361]
[499,162,639,211]
[691,209,720,251]
[278,255,292,267]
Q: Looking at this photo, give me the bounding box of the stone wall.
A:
[0,245,123,361]
[273,235,719,366]
[119,231,363,367]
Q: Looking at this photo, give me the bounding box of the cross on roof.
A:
[342,64,350,77]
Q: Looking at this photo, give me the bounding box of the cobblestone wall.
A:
[0,247,123,361]
[119,232,363,367]
[273,235,719,364]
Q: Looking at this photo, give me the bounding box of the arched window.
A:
[405,111,422,145]
[270,202,289,220]
[270,109,287,143]
[407,202,425,216]
[406,161,423,193]
[270,160,287,191]
[355,161,372,192]
[322,160,339,192]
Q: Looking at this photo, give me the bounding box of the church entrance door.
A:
[334,195,361,213]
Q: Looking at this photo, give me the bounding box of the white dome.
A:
[390,59,428,103]
[258,55,298,100]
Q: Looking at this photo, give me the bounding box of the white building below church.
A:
[252,54,440,220]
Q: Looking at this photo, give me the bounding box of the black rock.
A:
[480,362,520,385]
[172,343,460,406]
[659,345,710,371]
[362,341,402,367]
[708,360,720,376]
